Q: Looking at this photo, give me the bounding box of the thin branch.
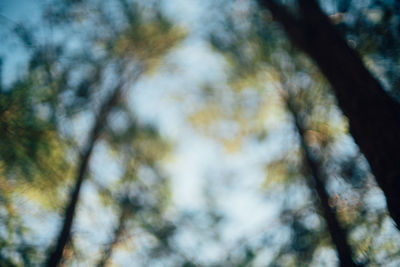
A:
[96,207,129,267]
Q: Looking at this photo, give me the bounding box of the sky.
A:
[0,0,45,86]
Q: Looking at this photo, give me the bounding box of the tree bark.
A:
[259,0,400,228]
[285,93,361,267]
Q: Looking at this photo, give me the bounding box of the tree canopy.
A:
[1,0,400,266]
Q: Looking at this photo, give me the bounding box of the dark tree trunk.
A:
[46,80,124,267]
[259,0,400,228]
[286,93,361,267]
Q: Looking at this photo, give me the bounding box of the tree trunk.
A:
[285,93,361,267]
[259,0,400,228]
[46,80,125,267]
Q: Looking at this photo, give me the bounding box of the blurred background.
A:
[1,0,400,266]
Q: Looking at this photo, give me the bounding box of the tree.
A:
[206,2,400,263]
[41,1,183,265]
[258,0,400,228]
[283,84,360,267]
[2,0,400,266]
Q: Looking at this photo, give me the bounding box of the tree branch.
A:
[46,67,143,267]
[285,91,361,267]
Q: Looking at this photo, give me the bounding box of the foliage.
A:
[1,0,400,266]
